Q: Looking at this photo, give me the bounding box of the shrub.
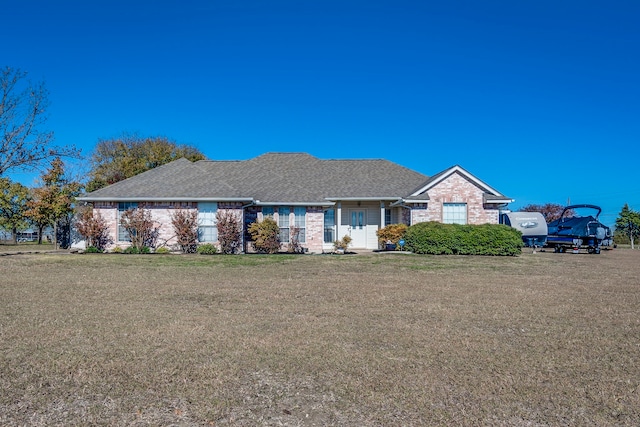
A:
[287,226,304,253]
[75,206,111,252]
[248,217,281,254]
[333,235,352,252]
[376,223,408,249]
[170,209,198,253]
[120,207,159,251]
[112,246,123,253]
[155,246,171,254]
[122,246,151,254]
[216,210,242,254]
[404,221,522,256]
[84,246,102,253]
[197,243,218,255]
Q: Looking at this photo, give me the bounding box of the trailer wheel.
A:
[595,247,601,254]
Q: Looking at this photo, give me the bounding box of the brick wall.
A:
[305,207,324,253]
[95,202,199,251]
[411,172,500,225]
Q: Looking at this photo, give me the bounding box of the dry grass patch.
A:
[1,250,639,426]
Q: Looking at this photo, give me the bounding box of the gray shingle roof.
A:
[80,153,430,204]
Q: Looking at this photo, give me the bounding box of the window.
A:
[118,202,138,241]
[324,209,335,243]
[262,206,274,218]
[198,202,218,242]
[385,208,392,226]
[351,211,364,229]
[294,207,306,243]
[278,207,290,242]
[443,203,467,224]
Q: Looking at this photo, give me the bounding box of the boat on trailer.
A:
[546,204,612,254]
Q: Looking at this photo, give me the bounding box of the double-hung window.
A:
[278,207,290,242]
[198,202,218,242]
[294,207,306,243]
[443,203,467,224]
[385,208,392,226]
[118,202,138,241]
[324,209,335,243]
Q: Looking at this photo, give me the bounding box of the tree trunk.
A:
[54,222,58,250]
[12,227,17,245]
[37,225,44,244]
[631,235,635,250]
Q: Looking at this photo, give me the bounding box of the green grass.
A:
[1,250,639,426]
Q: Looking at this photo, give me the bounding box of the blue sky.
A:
[4,0,639,225]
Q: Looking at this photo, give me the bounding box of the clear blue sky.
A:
[4,0,639,225]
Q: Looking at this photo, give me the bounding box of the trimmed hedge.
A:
[404,221,523,256]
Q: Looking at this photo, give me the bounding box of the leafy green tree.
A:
[86,134,206,191]
[0,67,79,176]
[615,204,640,249]
[248,216,281,254]
[0,178,31,244]
[25,158,81,246]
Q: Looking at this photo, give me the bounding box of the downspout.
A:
[496,202,510,225]
[391,199,414,226]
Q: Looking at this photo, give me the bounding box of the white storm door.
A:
[349,210,367,248]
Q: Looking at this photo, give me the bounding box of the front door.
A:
[349,210,367,248]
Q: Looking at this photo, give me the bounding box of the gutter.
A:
[76,197,254,203]
[325,197,400,202]
[253,200,334,207]
[390,198,430,207]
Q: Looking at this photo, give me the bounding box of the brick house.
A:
[77,153,513,252]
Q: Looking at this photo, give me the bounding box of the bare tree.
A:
[0,66,79,176]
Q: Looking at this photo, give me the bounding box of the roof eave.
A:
[254,201,335,207]
[324,197,402,202]
[77,197,254,203]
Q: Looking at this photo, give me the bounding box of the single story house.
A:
[77,153,514,252]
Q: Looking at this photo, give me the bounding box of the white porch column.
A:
[380,202,386,227]
[336,202,342,239]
